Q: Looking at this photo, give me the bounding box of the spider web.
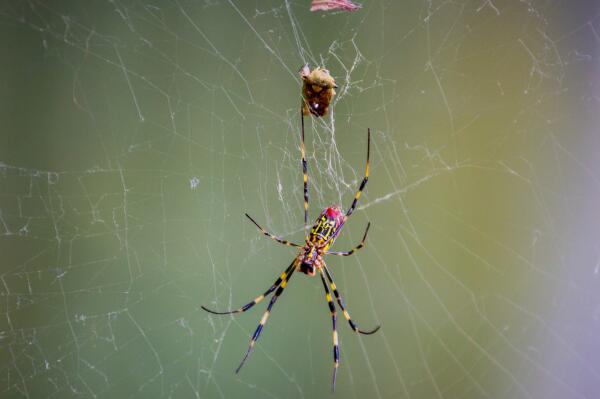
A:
[1,1,599,398]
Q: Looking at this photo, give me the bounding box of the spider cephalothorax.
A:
[202,113,378,392]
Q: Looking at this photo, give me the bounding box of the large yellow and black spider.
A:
[202,114,380,392]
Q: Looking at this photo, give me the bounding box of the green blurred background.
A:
[1,1,599,398]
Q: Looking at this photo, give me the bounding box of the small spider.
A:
[300,65,337,117]
[202,114,379,392]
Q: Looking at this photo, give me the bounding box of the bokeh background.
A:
[1,1,599,398]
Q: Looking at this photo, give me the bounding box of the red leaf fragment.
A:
[310,0,361,12]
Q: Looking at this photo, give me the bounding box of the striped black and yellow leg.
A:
[322,264,380,335]
[245,213,301,248]
[326,222,370,256]
[235,263,297,373]
[201,260,296,315]
[345,129,370,218]
[300,112,309,230]
[319,268,340,392]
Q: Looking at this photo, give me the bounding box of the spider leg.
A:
[235,262,297,373]
[345,129,370,218]
[326,223,370,256]
[245,213,301,248]
[318,266,340,393]
[201,260,296,315]
[322,263,380,335]
[300,111,309,230]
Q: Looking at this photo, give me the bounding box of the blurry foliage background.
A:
[1,1,599,398]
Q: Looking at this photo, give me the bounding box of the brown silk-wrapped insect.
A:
[300,65,337,117]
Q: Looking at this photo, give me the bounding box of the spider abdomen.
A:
[308,206,345,245]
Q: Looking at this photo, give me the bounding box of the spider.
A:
[201,113,380,392]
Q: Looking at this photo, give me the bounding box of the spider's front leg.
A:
[317,264,340,392]
[201,259,296,315]
[235,261,297,373]
[322,263,380,335]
